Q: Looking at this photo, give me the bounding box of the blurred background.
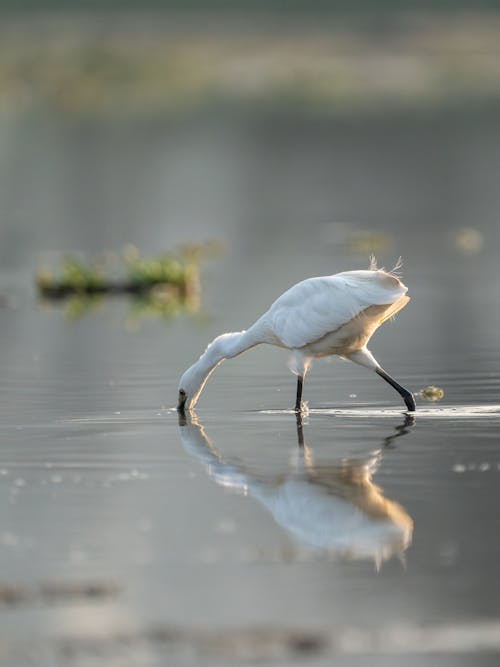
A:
[2,2,500,665]
[1,0,500,401]
[1,1,500,268]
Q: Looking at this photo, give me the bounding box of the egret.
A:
[177,258,415,413]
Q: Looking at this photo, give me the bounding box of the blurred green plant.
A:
[36,256,106,297]
[36,242,224,322]
[418,385,445,402]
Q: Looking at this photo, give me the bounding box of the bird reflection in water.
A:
[178,412,414,566]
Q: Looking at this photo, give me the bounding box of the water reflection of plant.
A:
[125,286,202,330]
[62,295,105,321]
[56,289,200,324]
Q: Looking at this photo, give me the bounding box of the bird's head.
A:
[177,368,198,412]
[177,363,194,412]
[177,388,187,412]
[177,363,208,412]
[177,336,231,412]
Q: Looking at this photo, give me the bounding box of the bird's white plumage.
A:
[265,270,407,349]
[177,263,414,411]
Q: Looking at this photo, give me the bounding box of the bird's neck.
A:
[203,329,253,365]
[185,327,263,409]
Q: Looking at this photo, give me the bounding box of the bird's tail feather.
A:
[379,294,410,324]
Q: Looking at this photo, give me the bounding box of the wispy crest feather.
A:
[368,255,404,277]
[389,256,404,277]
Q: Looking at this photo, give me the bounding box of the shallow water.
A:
[1,104,500,666]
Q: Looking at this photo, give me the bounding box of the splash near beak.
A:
[177,391,187,412]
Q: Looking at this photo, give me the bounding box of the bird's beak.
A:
[177,391,187,413]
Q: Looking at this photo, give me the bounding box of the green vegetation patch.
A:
[36,242,223,322]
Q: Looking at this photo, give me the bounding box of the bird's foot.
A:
[403,392,416,412]
[293,401,309,415]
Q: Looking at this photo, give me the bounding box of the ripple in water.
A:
[260,405,500,419]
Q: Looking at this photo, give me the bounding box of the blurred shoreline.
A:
[1,11,500,116]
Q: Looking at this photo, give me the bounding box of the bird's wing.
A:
[268,273,406,349]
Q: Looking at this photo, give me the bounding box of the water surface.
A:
[1,104,500,665]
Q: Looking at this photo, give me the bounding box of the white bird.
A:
[177,258,415,412]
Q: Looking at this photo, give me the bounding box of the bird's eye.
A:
[179,389,186,397]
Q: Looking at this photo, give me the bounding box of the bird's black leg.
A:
[295,375,304,412]
[376,367,416,412]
